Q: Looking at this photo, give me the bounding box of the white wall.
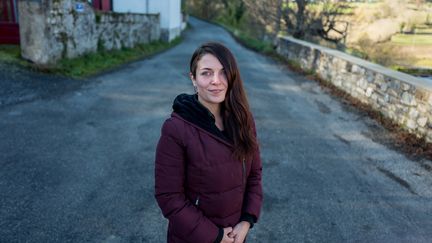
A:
[112,0,147,13]
[168,0,181,29]
[113,0,182,41]
[148,1,170,29]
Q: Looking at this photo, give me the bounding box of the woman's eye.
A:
[221,72,227,79]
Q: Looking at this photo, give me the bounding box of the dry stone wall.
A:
[277,36,432,143]
[18,0,160,65]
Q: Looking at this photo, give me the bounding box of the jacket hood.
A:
[172,93,230,142]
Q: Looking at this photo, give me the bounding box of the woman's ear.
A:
[190,72,198,93]
[189,72,196,85]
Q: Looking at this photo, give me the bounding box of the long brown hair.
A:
[190,42,258,161]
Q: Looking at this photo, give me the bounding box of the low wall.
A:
[18,0,160,65]
[277,36,432,143]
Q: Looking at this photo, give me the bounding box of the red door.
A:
[0,0,19,44]
[92,0,112,11]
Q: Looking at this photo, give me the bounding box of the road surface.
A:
[1,18,432,242]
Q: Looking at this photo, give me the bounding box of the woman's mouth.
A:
[209,89,224,95]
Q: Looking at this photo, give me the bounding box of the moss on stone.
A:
[97,38,105,52]
[110,12,122,19]
[95,12,102,24]
[70,9,78,23]
[59,32,68,59]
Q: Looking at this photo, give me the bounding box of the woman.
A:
[155,42,262,243]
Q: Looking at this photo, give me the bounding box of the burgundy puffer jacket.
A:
[154,94,263,243]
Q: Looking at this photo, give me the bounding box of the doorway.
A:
[0,0,19,44]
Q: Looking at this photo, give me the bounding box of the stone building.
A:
[112,0,184,42]
[0,0,114,45]
[4,0,183,65]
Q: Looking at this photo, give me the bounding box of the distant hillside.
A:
[341,1,432,73]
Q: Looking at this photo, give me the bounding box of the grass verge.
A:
[0,37,182,79]
[214,21,275,55]
[0,45,29,66]
[394,66,432,76]
[55,38,182,78]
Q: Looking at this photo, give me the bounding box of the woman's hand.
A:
[228,221,250,243]
[221,227,234,243]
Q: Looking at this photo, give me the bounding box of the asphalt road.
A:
[1,18,432,242]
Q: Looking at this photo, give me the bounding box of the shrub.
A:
[400,22,406,33]
[356,33,373,60]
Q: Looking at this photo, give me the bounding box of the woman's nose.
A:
[211,73,222,84]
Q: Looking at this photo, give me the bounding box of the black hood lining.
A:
[172,93,231,143]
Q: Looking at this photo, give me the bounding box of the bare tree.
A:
[274,0,283,42]
[416,0,426,9]
[281,0,349,43]
[186,0,220,20]
[243,0,282,39]
[293,0,308,38]
[221,0,246,25]
[312,1,350,43]
[185,0,348,46]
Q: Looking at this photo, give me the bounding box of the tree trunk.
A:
[293,0,307,38]
[273,0,283,44]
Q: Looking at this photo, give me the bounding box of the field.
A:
[388,24,432,69]
[391,34,432,45]
[391,24,432,46]
[343,2,432,71]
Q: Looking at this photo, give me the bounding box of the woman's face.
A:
[191,54,228,110]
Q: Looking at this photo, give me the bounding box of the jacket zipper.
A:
[195,196,200,206]
[242,159,246,186]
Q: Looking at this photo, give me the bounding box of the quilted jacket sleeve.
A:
[242,119,263,223]
[154,118,219,243]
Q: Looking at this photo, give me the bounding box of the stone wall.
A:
[277,36,432,143]
[18,0,160,65]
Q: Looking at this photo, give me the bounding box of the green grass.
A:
[56,38,182,78]
[415,24,432,34]
[0,38,182,78]
[415,58,432,69]
[232,31,274,54]
[216,22,274,55]
[393,66,432,76]
[0,45,28,66]
[391,33,432,45]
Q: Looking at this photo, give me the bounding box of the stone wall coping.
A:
[279,36,432,91]
[97,11,160,17]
